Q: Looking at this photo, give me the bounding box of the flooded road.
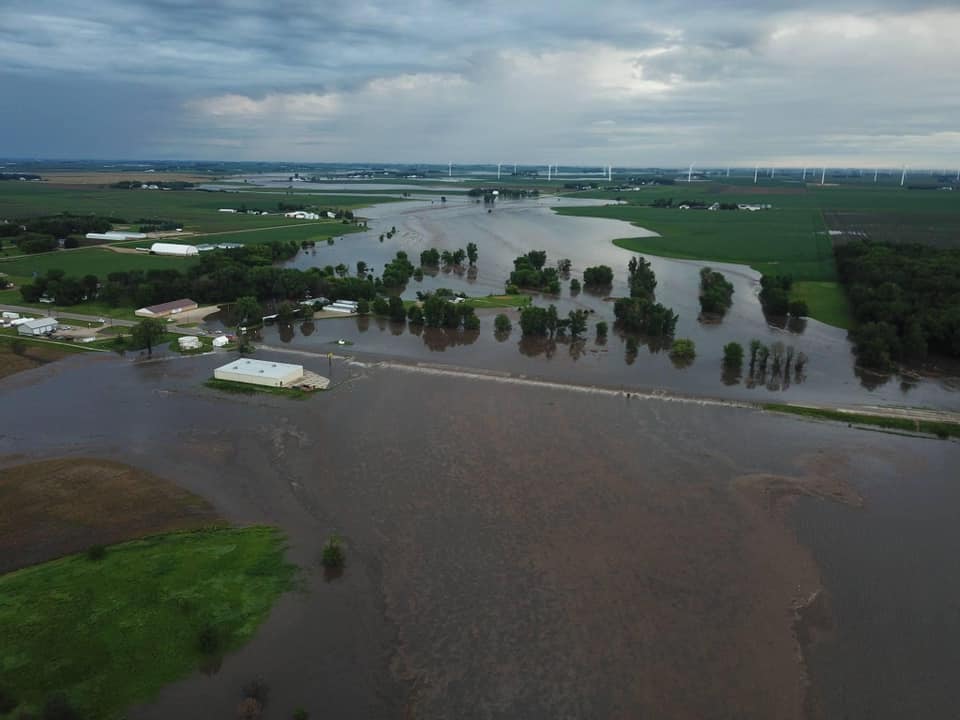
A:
[2,352,958,718]
[257,195,959,411]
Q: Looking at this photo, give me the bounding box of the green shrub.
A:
[321,535,345,569]
[722,342,744,368]
[494,314,512,333]
[670,338,696,360]
[595,321,608,339]
[293,709,310,720]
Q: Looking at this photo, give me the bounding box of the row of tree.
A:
[518,305,590,338]
[837,240,960,369]
[18,241,423,309]
[1,213,118,253]
[419,242,478,268]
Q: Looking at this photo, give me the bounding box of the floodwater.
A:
[205,194,958,410]
[2,352,958,719]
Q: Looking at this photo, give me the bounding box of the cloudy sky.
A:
[1,0,957,166]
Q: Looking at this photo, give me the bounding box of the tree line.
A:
[508,251,561,294]
[836,240,960,369]
[17,241,425,309]
[0,213,116,253]
[758,275,807,318]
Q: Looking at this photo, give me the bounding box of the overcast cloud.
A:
[0,0,957,165]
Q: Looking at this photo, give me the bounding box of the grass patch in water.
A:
[0,526,295,719]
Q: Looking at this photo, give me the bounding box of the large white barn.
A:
[150,242,199,256]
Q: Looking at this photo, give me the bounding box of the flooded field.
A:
[2,352,958,718]
[193,194,958,411]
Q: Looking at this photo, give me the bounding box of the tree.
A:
[407,304,424,324]
[356,260,368,277]
[568,309,588,338]
[788,299,808,317]
[131,317,166,355]
[595,321,608,340]
[569,278,581,293]
[388,295,406,322]
[670,338,696,361]
[277,301,296,323]
[583,265,614,286]
[234,296,262,326]
[749,339,762,371]
[372,296,390,316]
[466,242,478,266]
[627,256,657,299]
[356,298,370,315]
[494,314,512,333]
[723,342,744,368]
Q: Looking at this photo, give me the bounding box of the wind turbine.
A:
[607,165,613,182]
[687,162,695,183]
[821,167,826,185]
[874,168,879,183]
[900,166,908,186]
[754,165,759,184]
[726,167,730,178]
[771,167,776,179]
[497,163,501,181]
[448,162,452,178]
[802,167,807,182]
[547,164,551,181]
[513,163,517,175]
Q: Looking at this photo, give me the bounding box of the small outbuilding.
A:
[178,336,201,351]
[135,298,198,318]
[150,242,199,256]
[17,317,58,336]
[214,359,304,388]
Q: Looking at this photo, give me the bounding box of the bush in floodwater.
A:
[293,709,310,720]
[626,336,638,354]
[86,544,106,561]
[595,321,608,340]
[670,338,696,361]
[722,342,744,368]
[322,535,345,569]
[494,314,512,333]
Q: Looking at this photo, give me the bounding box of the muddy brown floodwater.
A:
[1,352,958,719]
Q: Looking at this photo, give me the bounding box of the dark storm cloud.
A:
[0,0,957,164]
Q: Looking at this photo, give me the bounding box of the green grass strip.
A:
[763,403,959,438]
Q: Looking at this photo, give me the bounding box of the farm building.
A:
[178,336,201,351]
[214,359,304,388]
[134,298,198,318]
[85,231,147,241]
[150,242,199,256]
[284,211,320,220]
[17,317,58,336]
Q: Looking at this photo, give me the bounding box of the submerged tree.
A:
[131,317,166,356]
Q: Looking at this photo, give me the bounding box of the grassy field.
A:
[790,281,853,329]
[763,403,960,439]
[0,183,394,233]
[555,182,960,328]
[0,527,294,718]
[0,247,200,278]
[562,204,835,280]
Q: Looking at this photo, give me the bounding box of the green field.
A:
[0,527,295,719]
[0,183,395,233]
[0,247,199,278]
[204,378,312,399]
[554,182,960,328]
[560,204,835,280]
[790,281,852,329]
